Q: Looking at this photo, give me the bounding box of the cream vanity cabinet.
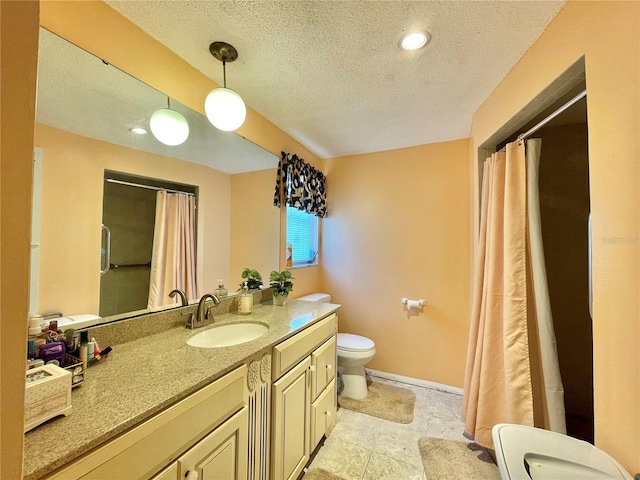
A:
[271,313,337,480]
[45,365,249,480]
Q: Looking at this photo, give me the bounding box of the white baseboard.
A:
[366,368,463,396]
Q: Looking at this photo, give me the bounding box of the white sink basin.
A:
[187,323,268,348]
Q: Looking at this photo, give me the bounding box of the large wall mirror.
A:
[32,28,280,325]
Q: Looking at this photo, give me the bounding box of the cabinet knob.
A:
[326,364,332,372]
[309,365,316,372]
[184,470,199,480]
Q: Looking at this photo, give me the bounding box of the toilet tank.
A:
[297,293,331,303]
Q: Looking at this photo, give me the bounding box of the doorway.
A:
[493,93,593,443]
[536,98,593,443]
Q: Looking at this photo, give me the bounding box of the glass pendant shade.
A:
[204,87,247,132]
[149,108,189,146]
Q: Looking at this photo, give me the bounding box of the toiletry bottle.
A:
[27,335,38,359]
[79,331,89,371]
[28,315,42,352]
[238,282,253,315]
[286,242,293,268]
[214,279,228,298]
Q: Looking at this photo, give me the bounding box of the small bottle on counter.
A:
[79,331,89,371]
[286,242,293,268]
[214,279,228,298]
[27,315,43,359]
[238,282,253,315]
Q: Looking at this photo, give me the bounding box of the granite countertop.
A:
[24,299,340,480]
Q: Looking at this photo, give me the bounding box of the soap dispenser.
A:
[238,282,253,315]
[214,279,228,298]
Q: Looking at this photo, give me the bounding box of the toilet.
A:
[492,423,633,480]
[297,293,376,400]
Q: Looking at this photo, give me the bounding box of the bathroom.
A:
[1,1,638,479]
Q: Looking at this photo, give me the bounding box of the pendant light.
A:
[150,97,190,146]
[204,41,247,132]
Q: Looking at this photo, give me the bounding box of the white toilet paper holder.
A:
[402,297,425,308]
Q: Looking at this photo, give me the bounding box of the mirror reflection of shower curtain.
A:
[462,139,566,450]
[148,191,198,308]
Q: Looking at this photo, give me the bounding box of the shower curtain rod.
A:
[106,178,195,196]
[499,89,587,151]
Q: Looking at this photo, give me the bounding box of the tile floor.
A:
[306,375,469,480]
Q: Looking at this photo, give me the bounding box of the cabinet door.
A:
[271,356,311,480]
[311,336,336,400]
[311,379,337,449]
[177,407,248,480]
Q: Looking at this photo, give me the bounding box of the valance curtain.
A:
[462,139,565,449]
[273,151,327,217]
[148,191,198,308]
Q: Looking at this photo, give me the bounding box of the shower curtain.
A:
[462,139,566,449]
[148,191,198,308]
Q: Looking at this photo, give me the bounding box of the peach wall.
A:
[0,1,40,477]
[322,139,471,387]
[35,124,231,315]
[230,169,280,288]
[470,1,639,472]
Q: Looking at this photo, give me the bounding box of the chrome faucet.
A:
[168,289,188,306]
[188,293,220,329]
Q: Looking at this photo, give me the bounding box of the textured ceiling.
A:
[105,0,565,158]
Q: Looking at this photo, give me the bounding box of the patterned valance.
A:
[273,152,327,218]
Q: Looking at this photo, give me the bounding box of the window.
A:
[286,205,318,266]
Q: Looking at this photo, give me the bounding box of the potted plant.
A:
[269,270,295,305]
[239,268,263,290]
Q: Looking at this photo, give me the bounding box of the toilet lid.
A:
[337,333,375,352]
[493,424,633,480]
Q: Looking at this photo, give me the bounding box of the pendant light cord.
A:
[222,61,227,88]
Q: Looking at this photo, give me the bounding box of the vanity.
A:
[23,297,339,480]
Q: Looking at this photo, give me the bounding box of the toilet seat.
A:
[337,333,375,352]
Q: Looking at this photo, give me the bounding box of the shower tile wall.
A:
[538,121,592,443]
[100,182,157,317]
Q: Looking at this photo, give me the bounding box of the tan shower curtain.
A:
[148,191,198,308]
[462,139,565,449]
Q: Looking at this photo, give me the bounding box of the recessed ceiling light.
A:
[130,127,148,135]
[399,31,431,51]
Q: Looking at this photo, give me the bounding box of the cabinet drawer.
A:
[150,462,178,480]
[311,336,336,400]
[272,314,336,380]
[310,379,336,449]
[47,365,247,480]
